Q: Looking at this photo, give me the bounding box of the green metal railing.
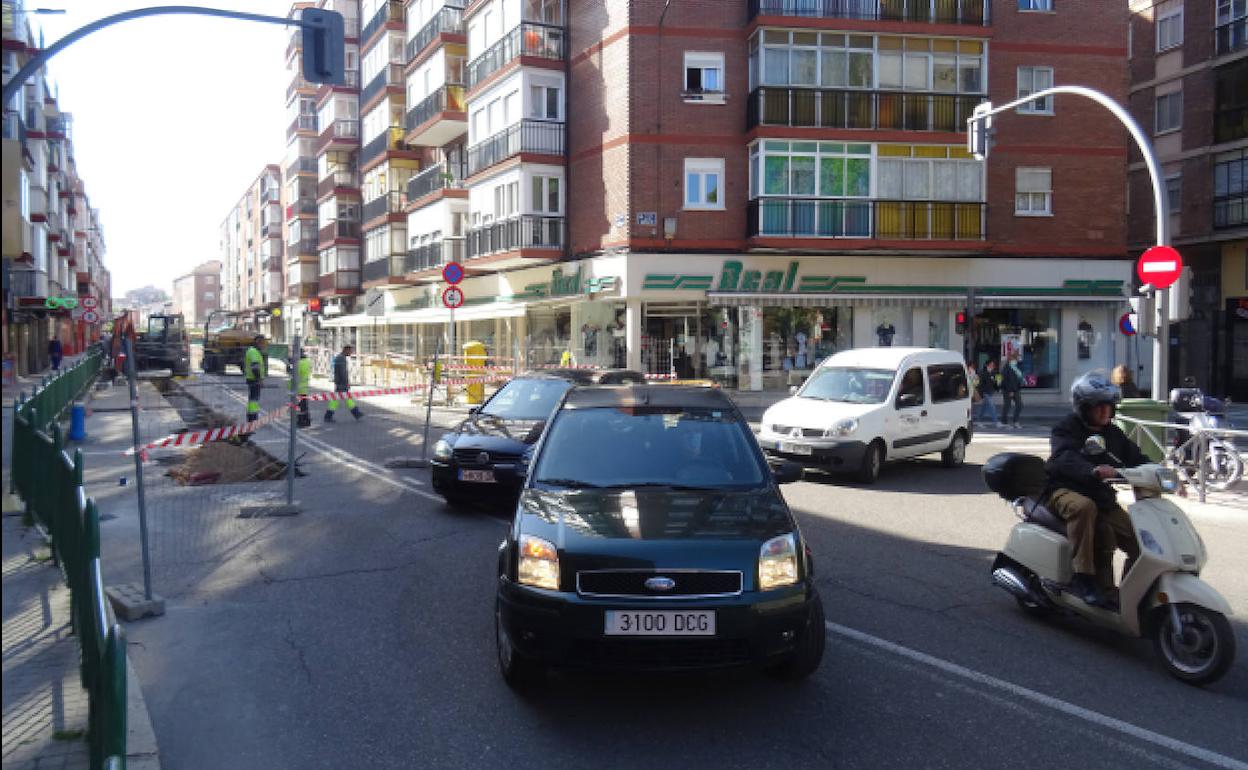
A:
[10,353,126,770]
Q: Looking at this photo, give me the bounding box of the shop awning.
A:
[708,293,1125,309]
[977,295,1126,309]
[321,302,528,327]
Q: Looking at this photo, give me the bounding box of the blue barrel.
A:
[68,402,87,441]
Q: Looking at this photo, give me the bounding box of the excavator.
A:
[134,313,191,376]
[200,309,259,374]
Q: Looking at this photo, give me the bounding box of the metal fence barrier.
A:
[1115,413,1247,503]
[9,354,127,770]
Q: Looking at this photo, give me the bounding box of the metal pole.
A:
[287,335,300,506]
[124,342,154,601]
[1196,428,1207,504]
[419,336,443,464]
[965,286,977,362]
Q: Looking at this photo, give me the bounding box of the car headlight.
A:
[433,439,453,460]
[827,418,858,437]
[1155,467,1179,493]
[517,534,560,590]
[759,533,799,590]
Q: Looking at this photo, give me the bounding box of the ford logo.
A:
[644,576,676,592]
[477,451,490,465]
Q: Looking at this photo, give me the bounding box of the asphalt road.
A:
[108,375,1248,770]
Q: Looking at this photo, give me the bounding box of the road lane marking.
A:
[825,620,1248,770]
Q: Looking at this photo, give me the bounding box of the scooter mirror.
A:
[1084,435,1107,455]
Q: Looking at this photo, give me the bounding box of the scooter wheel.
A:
[1151,603,1236,687]
[1203,449,1243,491]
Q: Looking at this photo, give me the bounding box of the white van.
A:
[759,347,973,483]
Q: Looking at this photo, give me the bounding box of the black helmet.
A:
[1071,371,1121,414]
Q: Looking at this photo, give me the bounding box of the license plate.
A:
[604,610,716,636]
[779,441,813,456]
[458,469,496,483]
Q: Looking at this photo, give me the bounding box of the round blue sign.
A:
[1119,312,1136,336]
[442,262,464,285]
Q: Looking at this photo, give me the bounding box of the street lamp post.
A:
[967,86,1171,399]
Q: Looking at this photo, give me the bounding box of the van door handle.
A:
[921,410,928,417]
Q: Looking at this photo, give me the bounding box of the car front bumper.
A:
[430,459,525,498]
[497,578,819,671]
[759,435,869,469]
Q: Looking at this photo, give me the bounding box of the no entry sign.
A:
[442,286,465,309]
[1137,245,1183,290]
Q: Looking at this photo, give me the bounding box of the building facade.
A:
[2,0,111,375]
[218,165,286,339]
[287,0,1135,401]
[171,260,223,328]
[1128,0,1248,399]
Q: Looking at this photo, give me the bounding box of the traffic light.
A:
[1167,266,1193,322]
[307,297,322,315]
[955,310,969,335]
[301,8,345,85]
[1129,290,1156,337]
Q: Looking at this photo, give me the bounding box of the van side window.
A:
[927,363,969,403]
[896,367,925,407]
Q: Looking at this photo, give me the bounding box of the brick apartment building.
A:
[1127,0,1247,399]
[287,0,1137,400]
[218,165,286,339]
[171,260,223,328]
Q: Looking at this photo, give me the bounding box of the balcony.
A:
[1215,18,1247,56]
[467,119,564,176]
[317,172,360,199]
[8,269,46,299]
[289,237,320,256]
[318,220,362,244]
[362,0,403,46]
[466,215,564,258]
[406,238,465,273]
[747,198,986,240]
[286,198,318,219]
[287,281,319,301]
[748,88,984,132]
[466,22,565,90]
[262,222,282,239]
[747,0,989,25]
[406,160,468,203]
[319,270,361,294]
[362,255,411,283]
[287,76,314,100]
[404,85,468,146]
[360,126,412,167]
[363,191,407,223]
[286,157,318,177]
[362,62,405,107]
[287,114,318,135]
[315,119,360,154]
[406,4,466,62]
[1215,106,1248,144]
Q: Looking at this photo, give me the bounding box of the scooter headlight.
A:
[1155,467,1179,493]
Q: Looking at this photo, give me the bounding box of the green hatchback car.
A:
[494,385,824,689]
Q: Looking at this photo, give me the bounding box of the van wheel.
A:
[856,441,884,484]
[941,431,967,468]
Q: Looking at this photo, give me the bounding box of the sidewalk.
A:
[2,374,161,770]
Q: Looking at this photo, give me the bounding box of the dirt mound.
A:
[166,440,288,485]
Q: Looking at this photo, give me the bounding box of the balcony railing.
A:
[287,114,318,135]
[362,62,405,106]
[405,239,466,273]
[406,160,468,202]
[318,221,362,243]
[287,76,313,100]
[1215,18,1247,56]
[286,199,318,219]
[363,191,407,222]
[8,269,46,298]
[466,215,565,258]
[1214,193,1246,229]
[362,0,403,45]
[363,256,408,283]
[748,0,988,25]
[406,5,466,62]
[319,271,360,292]
[748,87,984,132]
[467,119,564,176]
[1215,106,1248,144]
[747,198,986,240]
[360,126,409,166]
[315,119,360,153]
[286,157,317,177]
[466,22,565,89]
[317,173,360,199]
[262,222,282,239]
[289,237,320,255]
[405,85,467,131]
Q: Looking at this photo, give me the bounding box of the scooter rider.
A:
[1042,372,1145,610]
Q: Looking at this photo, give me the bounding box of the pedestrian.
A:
[296,350,312,428]
[966,357,981,405]
[1110,365,1140,399]
[977,358,1003,428]
[325,344,363,421]
[1001,353,1024,428]
[244,334,268,423]
[48,336,63,372]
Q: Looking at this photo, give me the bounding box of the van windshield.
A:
[799,367,895,404]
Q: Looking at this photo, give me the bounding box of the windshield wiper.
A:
[534,478,602,489]
[604,482,727,492]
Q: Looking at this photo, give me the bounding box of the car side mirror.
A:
[773,461,803,484]
[789,385,799,396]
[897,393,920,409]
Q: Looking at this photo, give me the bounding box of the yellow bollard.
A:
[463,340,487,404]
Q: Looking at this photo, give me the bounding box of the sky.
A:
[33,1,294,297]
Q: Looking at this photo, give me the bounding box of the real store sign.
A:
[643,260,1124,297]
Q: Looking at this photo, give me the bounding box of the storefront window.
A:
[526,305,572,366]
[971,308,1060,389]
[571,300,625,368]
[761,306,853,389]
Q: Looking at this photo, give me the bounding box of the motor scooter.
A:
[1169,387,1242,491]
[984,436,1236,686]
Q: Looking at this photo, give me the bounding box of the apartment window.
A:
[684,158,725,210]
[1155,91,1182,133]
[1015,167,1052,216]
[203,291,215,301]
[877,145,984,202]
[531,175,561,214]
[684,52,725,98]
[529,84,560,120]
[493,180,519,218]
[1017,67,1054,114]
[1165,175,1182,214]
[1216,0,1247,54]
[1157,3,1184,50]
[1019,0,1052,9]
[1213,149,1246,228]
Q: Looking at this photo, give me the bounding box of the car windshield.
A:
[799,366,894,404]
[532,406,768,490]
[480,378,572,420]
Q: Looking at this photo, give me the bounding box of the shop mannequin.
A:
[876,318,896,347]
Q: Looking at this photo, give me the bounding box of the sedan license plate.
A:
[604,610,716,636]
[779,441,813,456]
[458,469,496,483]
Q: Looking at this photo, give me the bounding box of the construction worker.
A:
[245,334,268,423]
[325,344,363,421]
[296,349,312,428]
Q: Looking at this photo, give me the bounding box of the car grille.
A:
[566,638,752,670]
[452,448,521,466]
[771,424,824,438]
[577,570,742,598]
